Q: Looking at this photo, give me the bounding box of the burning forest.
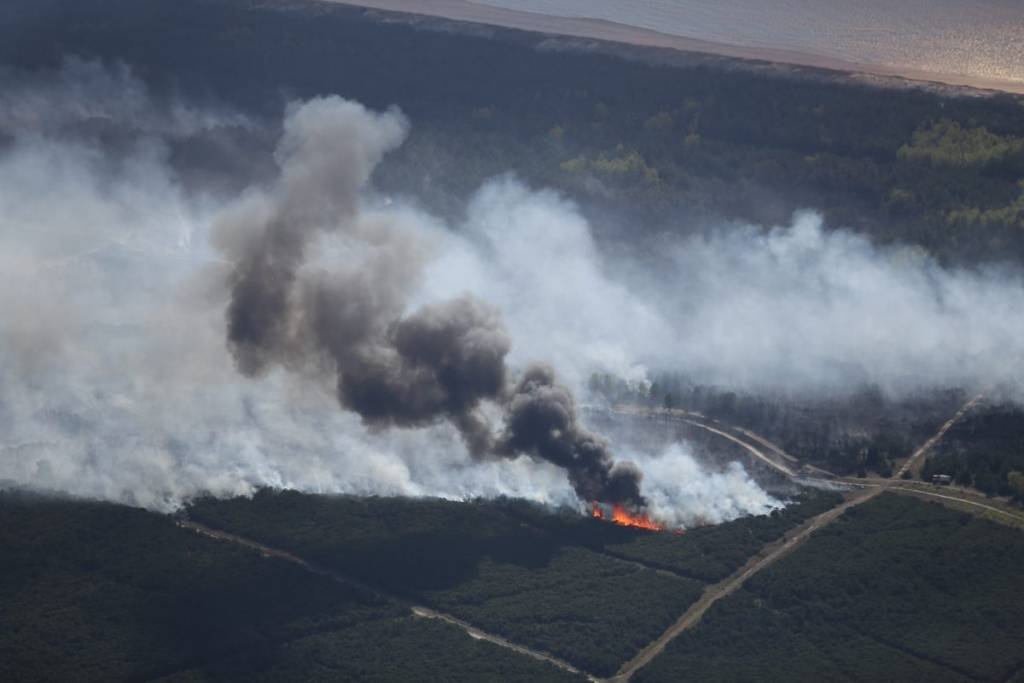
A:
[0,59,790,527]
[16,56,1024,529]
[216,96,651,514]
[591,501,665,531]
[3,7,1024,682]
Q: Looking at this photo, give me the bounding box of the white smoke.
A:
[425,189,1024,399]
[2,61,1021,524]
[0,56,249,137]
[633,447,782,528]
[417,179,670,390]
[654,214,1024,393]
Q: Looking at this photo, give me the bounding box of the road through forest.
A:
[610,406,800,478]
[610,394,984,682]
[179,395,988,683]
[178,520,598,681]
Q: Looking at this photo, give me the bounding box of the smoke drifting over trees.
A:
[216,96,645,507]
[1,61,1023,522]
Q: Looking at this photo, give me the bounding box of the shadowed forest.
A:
[2,490,1022,682]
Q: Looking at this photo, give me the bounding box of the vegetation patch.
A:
[7,0,1024,262]
[498,489,844,581]
[189,492,706,677]
[0,491,581,683]
[922,402,1024,501]
[636,494,1024,683]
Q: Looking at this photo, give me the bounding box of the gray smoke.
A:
[499,364,643,505]
[0,56,249,138]
[0,61,778,522]
[216,96,645,507]
[12,61,1024,524]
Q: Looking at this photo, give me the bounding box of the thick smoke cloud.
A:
[422,185,1024,400]
[644,214,1024,394]
[0,70,582,513]
[499,365,643,505]
[4,60,1022,523]
[215,96,644,506]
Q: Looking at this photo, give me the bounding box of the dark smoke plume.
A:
[499,364,644,506]
[216,96,644,507]
[330,295,510,456]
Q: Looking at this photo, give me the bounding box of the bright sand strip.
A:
[318,0,1024,95]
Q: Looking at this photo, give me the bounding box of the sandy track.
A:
[675,417,798,478]
[889,486,1024,527]
[729,424,800,465]
[612,405,799,479]
[410,607,599,681]
[178,396,990,682]
[178,520,596,681]
[610,487,881,682]
[611,394,984,681]
[896,394,984,479]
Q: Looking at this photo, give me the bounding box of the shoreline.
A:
[319,0,1024,96]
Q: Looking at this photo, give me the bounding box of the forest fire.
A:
[591,502,664,531]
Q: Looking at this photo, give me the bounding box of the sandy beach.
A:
[320,0,1024,95]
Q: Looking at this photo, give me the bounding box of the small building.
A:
[932,474,953,486]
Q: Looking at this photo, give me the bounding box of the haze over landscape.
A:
[2,1,1023,681]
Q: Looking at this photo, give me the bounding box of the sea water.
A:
[473,0,1024,89]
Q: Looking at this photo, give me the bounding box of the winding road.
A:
[610,405,802,479]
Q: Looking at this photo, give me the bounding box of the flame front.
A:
[591,502,663,531]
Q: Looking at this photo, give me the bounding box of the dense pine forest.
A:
[4,0,1024,265]
[4,490,1020,682]
[2,2,1023,681]
[637,494,1024,683]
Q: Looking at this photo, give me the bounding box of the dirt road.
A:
[178,520,597,681]
[889,486,1024,527]
[609,487,880,683]
[409,607,599,681]
[612,406,799,479]
[611,394,983,681]
[179,396,989,682]
[729,424,801,466]
[896,394,984,479]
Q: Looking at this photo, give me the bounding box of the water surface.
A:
[473,0,1024,90]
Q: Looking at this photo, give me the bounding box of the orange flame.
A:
[591,502,663,531]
